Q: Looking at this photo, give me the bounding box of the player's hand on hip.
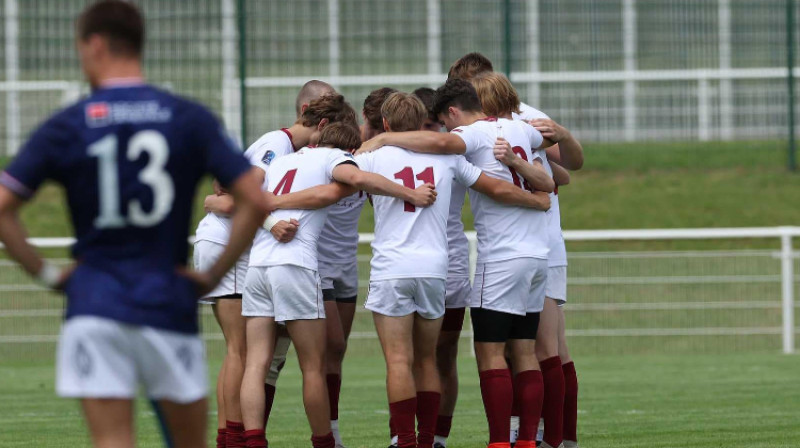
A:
[411,183,437,208]
[493,137,517,166]
[530,118,570,142]
[270,219,299,243]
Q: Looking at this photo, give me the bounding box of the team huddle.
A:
[0,2,584,448]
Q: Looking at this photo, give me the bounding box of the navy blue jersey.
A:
[0,82,251,334]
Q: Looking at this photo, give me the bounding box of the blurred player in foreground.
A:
[0,2,269,447]
[360,92,552,448]
[450,52,584,448]
[240,122,436,448]
[195,80,335,448]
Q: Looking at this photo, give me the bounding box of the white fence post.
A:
[718,0,733,140]
[525,0,541,107]
[781,230,795,354]
[622,0,637,142]
[5,0,20,156]
[426,0,441,80]
[698,76,711,141]
[220,0,241,144]
[328,0,340,79]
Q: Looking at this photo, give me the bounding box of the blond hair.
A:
[469,71,521,117]
[380,92,427,132]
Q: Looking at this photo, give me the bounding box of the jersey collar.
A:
[98,77,146,89]
[280,128,300,152]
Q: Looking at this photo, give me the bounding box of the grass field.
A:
[1,353,800,447]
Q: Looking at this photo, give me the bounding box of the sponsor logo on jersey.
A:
[86,101,172,128]
[85,102,110,127]
[343,152,354,159]
[262,150,276,165]
[451,129,463,133]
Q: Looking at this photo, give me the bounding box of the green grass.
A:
[1,353,799,447]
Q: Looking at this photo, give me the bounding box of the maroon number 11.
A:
[394,166,434,212]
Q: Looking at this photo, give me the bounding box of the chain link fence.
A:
[0,0,798,157]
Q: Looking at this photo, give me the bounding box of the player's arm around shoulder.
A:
[356,131,466,155]
[493,137,555,193]
[469,173,550,211]
[270,181,357,211]
[531,118,584,170]
[331,161,437,208]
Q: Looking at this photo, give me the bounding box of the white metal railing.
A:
[0,226,797,354]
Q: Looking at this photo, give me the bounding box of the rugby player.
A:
[239,122,437,448]
[0,2,269,447]
[194,80,343,448]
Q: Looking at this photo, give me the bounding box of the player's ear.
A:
[448,106,458,120]
[382,117,391,133]
[317,118,329,131]
[300,104,309,115]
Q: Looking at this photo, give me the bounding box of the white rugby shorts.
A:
[471,257,548,315]
[243,265,325,322]
[318,259,359,299]
[193,240,249,302]
[445,275,471,309]
[545,266,567,305]
[365,278,446,319]
[56,316,207,403]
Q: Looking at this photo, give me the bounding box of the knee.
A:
[385,353,413,373]
[327,335,347,362]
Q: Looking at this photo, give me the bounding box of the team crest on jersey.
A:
[262,150,276,165]
[85,102,110,127]
[343,152,354,159]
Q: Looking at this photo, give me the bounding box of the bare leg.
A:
[436,330,461,418]
[374,313,416,402]
[211,304,227,431]
[216,299,248,424]
[240,317,276,430]
[557,306,572,364]
[325,301,347,377]
[80,398,135,448]
[157,398,209,448]
[336,302,357,341]
[535,298,560,361]
[286,318,332,436]
[412,315,443,393]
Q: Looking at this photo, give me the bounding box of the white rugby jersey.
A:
[249,147,356,270]
[511,104,568,268]
[356,146,481,281]
[317,151,368,264]
[195,128,296,245]
[453,118,549,263]
[446,181,470,279]
[512,102,550,121]
[540,155,567,267]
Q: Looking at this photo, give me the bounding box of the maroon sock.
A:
[416,391,441,448]
[226,421,245,448]
[263,384,276,428]
[540,356,565,447]
[389,415,396,439]
[216,428,227,448]
[514,370,544,441]
[311,432,336,448]
[243,429,267,448]
[562,362,578,442]
[389,397,417,448]
[435,414,453,438]
[326,374,342,421]
[479,369,513,444]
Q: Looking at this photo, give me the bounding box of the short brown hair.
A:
[295,80,335,118]
[77,1,144,57]
[432,79,484,118]
[448,52,493,80]
[363,87,397,131]
[469,71,521,117]
[299,93,357,128]
[318,122,362,151]
[381,92,427,132]
[413,87,437,122]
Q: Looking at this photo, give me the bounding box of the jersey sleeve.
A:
[193,108,251,188]
[326,150,358,180]
[0,118,65,199]
[450,125,481,157]
[522,122,545,150]
[453,155,482,187]
[354,152,375,173]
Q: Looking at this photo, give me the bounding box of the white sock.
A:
[391,435,398,446]
[434,435,447,447]
[331,420,342,445]
[510,415,520,442]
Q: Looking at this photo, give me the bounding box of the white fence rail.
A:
[0,227,797,356]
